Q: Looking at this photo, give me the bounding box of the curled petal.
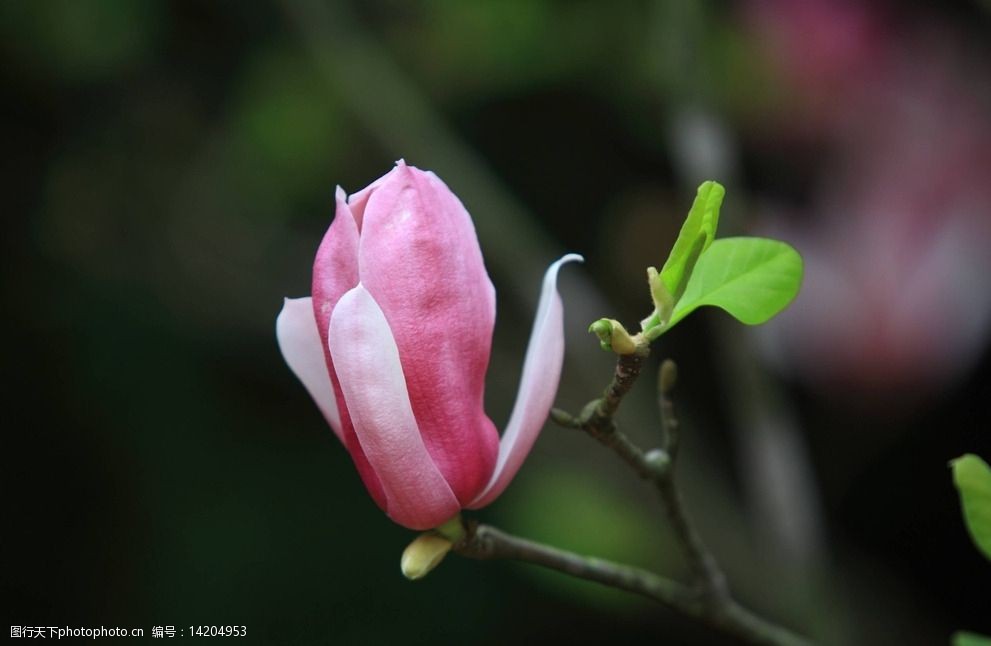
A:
[276,297,342,440]
[328,284,461,530]
[468,254,584,509]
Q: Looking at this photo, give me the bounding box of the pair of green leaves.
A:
[950,454,991,646]
[642,181,803,338]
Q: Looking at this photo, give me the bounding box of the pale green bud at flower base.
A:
[401,533,454,581]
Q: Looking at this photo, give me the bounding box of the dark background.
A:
[5,1,991,644]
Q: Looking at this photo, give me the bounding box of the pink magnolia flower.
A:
[276,161,581,530]
[750,9,991,397]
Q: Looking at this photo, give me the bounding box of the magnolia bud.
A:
[276,161,583,529]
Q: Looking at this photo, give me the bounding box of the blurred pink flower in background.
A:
[745,0,887,137]
[748,0,991,394]
[276,161,581,529]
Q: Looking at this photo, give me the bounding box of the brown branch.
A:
[552,349,655,480]
[455,521,692,608]
[548,352,812,645]
[454,522,811,646]
[655,359,728,601]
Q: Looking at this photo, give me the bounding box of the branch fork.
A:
[458,348,811,646]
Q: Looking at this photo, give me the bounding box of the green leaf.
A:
[667,237,803,328]
[952,631,991,646]
[951,454,991,562]
[659,180,724,298]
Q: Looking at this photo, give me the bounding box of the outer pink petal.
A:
[311,187,387,510]
[345,163,399,229]
[275,297,342,440]
[312,186,360,340]
[468,254,583,509]
[328,284,462,530]
[358,161,499,505]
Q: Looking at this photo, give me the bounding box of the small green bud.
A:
[646,266,675,327]
[659,359,678,394]
[589,319,614,351]
[401,533,453,581]
[588,318,638,355]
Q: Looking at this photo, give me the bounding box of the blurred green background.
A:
[6,1,990,644]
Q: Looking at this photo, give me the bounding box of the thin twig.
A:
[454,522,811,646]
[552,349,656,480]
[658,359,680,458]
[655,360,728,601]
[549,351,812,645]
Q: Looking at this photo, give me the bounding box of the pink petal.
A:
[328,284,462,530]
[468,254,583,509]
[345,162,401,229]
[276,297,342,440]
[312,186,360,344]
[357,161,499,505]
[309,187,389,510]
